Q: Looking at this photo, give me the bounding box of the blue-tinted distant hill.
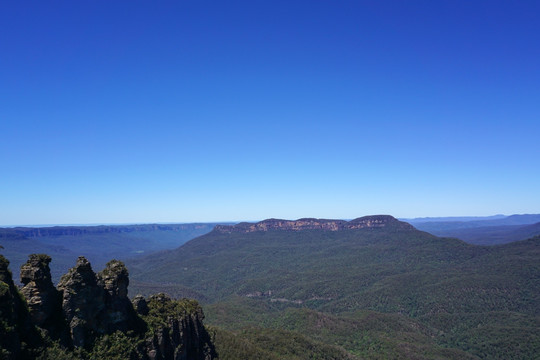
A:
[405,214,540,228]
[403,214,508,223]
[0,223,230,282]
[420,221,540,245]
[405,214,540,244]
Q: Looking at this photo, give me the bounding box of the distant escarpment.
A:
[0,253,216,360]
[214,215,414,233]
[5,223,215,238]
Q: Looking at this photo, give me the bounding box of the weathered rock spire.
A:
[20,254,62,329]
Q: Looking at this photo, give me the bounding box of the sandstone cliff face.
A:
[20,254,62,330]
[55,257,145,348]
[97,259,139,334]
[57,256,107,348]
[0,254,216,359]
[215,215,414,233]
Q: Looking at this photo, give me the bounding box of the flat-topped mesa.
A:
[346,215,414,230]
[214,215,414,233]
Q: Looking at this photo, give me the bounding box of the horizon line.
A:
[3,213,539,228]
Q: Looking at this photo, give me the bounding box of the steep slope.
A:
[127,216,540,359]
[0,253,217,360]
[206,299,476,360]
[128,215,483,302]
[0,255,42,359]
[209,326,360,360]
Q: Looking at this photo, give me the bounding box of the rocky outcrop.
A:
[57,256,106,348]
[97,259,139,334]
[143,293,216,360]
[133,294,150,315]
[0,255,41,359]
[55,257,143,348]
[19,254,62,331]
[215,215,414,233]
[0,253,216,359]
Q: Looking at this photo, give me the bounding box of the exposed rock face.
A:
[97,259,139,333]
[133,294,150,315]
[57,256,106,347]
[0,254,216,359]
[215,215,414,233]
[0,255,24,359]
[56,257,142,347]
[0,255,41,359]
[98,259,130,298]
[20,254,62,330]
[143,293,216,360]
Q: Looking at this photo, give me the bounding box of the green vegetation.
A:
[206,300,476,359]
[32,295,213,359]
[141,293,201,331]
[0,287,210,359]
[37,332,143,360]
[128,224,540,359]
[3,219,539,359]
[1,252,215,359]
[209,326,358,360]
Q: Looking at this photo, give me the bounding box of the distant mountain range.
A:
[404,213,540,244]
[2,214,539,358]
[126,215,540,359]
[422,221,540,245]
[403,214,508,223]
[0,223,228,281]
[2,213,539,281]
[405,213,540,227]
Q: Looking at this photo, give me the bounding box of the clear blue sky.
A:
[1,1,539,225]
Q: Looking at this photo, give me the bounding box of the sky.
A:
[1,1,539,225]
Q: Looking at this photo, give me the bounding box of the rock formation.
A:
[57,256,106,348]
[55,257,145,348]
[133,294,150,315]
[0,253,216,359]
[143,293,215,360]
[0,255,41,359]
[97,259,139,334]
[215,215,414,233]
[19,254,62,332]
